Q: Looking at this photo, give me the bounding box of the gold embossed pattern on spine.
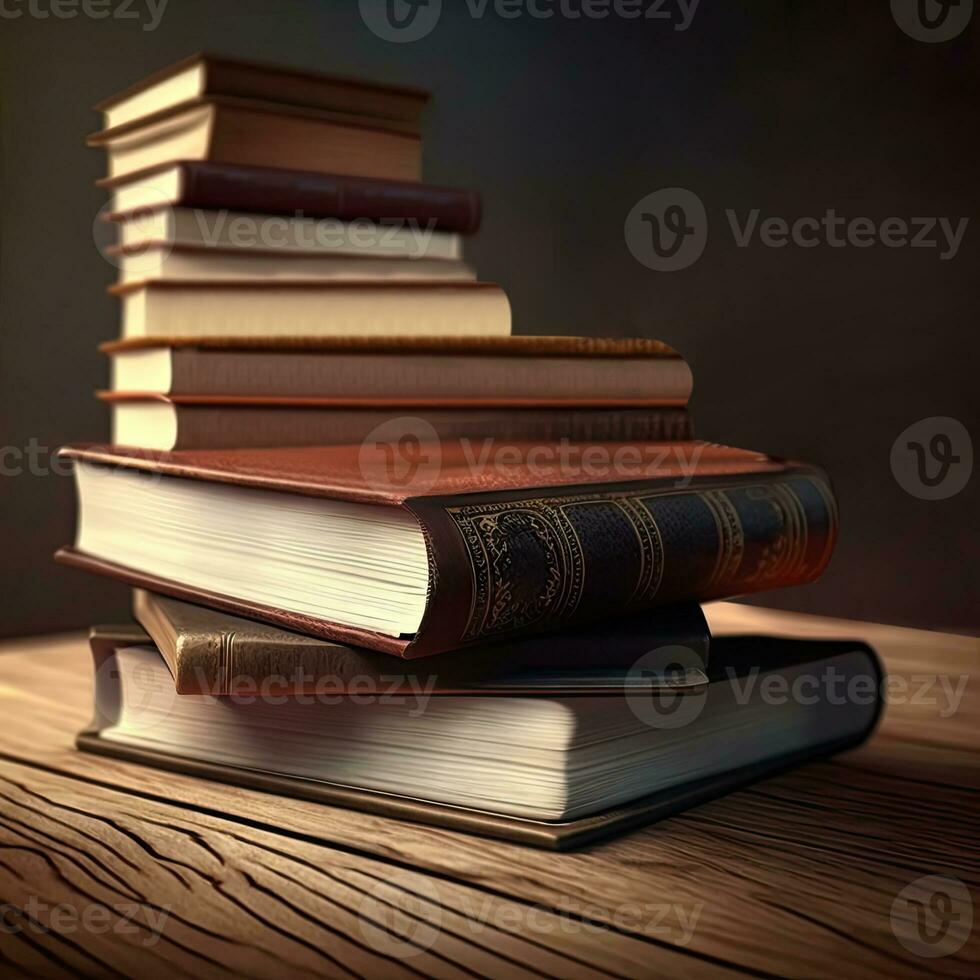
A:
[451,503,584,643]
[447,477,836,644]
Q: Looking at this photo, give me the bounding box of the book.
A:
[101,396,695,451]
[103,336,693,405]
[57,441,838,657]
[95,53,430,132]
[110,280,512,339]
[79,626,882,847]
[109,208,463,261]
[88,99,422,182]
[99,163,481,234]
[111,246,475,286]
[132,590,711,695]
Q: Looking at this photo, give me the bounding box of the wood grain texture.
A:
[0,758,713,979]
[0,604,977,978]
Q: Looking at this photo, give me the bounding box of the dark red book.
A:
[99,161,482,233]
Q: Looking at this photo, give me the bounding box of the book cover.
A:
[58,441,839,658]
[100,161,481,233]
[133,590,711,695]
[79,626,882,849]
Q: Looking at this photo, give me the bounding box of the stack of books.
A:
[61,55,881,849]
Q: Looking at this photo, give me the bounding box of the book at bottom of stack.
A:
[82,592,881,849]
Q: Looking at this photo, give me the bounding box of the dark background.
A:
[1,0,976,637]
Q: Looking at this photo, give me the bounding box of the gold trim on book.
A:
[700,489,745,594]
[448,477,834,644]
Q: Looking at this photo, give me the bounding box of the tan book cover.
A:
[94,53,430,132]
[133,589,711,696]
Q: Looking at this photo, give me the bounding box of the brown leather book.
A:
[100,394,695,451]
[99,161,481,232]
[79,625,882,848]
[94,53,430,132]
[88,98,422,183]
[57,441,839,658]
[132,590,710,695]
[103,335,693,405]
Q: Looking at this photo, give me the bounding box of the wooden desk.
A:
[0,603,976,978]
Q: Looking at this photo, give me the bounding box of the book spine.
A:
[406,468,838,656]
[179,163,481,233]
[149,605,709,696]
[167,405,694,451]
[170,633,401,696]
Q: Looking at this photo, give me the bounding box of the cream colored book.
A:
[89,99,421,182]
[95,53,429,132]
[111,281,512,339]
[113,246,475,286]
[112,208,463,261]
[80,623,880,835]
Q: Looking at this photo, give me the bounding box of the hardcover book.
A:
[103,335,692,405]
[111,280,512,339]
[111,247,475,287]
[132,590,711,695]
[57,441,838,657]
[79,626,882,848]
[110,207,464,260]
[89,98,423,182]
[95,53,430,132]
[101,396,694,451]
[100,163,481,233]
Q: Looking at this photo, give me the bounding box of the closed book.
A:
[109,245,475,287]
[132,590,711,695]
[57,440,838,658]
[79,626,882,848]
[100,394,695,451]
[109,209,463,261]
[103,336,692,405]
[88,98,422,183]
[94,53,430,132]
[110,280,512,339]
[100,163,481,233]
